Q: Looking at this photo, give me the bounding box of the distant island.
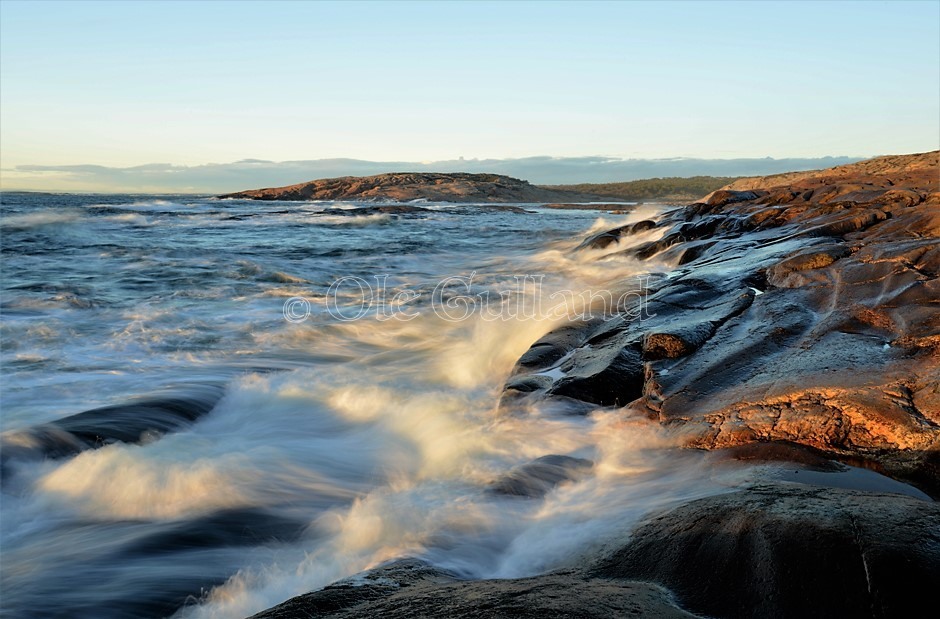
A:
[219,171,751,204]
[219,172,608,203]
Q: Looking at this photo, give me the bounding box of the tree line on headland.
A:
[544,176,738,202]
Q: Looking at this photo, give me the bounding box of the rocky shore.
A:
[506,150,940,495]
[219,172,608,203]
[250,152,939,618]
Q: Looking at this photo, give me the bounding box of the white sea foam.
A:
[312,213,392,226]
[104,213,153,226]
[122,199,188,210]
[1,210,83,228]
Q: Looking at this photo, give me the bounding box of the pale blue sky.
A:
[1,0,938,188]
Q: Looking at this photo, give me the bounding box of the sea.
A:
[0,192,898,618]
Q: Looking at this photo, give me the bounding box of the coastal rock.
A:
[220,173,608,204]
[249,559,700,619]
[718,151,940,193]
[700,189,763,206]
[248,559,460,618]
[548,341,645,407]
[592,484,940,619]
[507,151,940,493]
[512,321,600,370]
[764,244,851,287]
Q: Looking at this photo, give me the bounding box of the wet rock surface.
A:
[506,151,940,495]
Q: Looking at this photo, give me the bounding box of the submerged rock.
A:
[0,383,226,477]
[488,454,594,498]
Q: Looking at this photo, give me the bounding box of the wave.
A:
[310,213,392,226]
[108,199,188,210]
[103,213,154,226]
[265,271,309,284]
[1,210,83,229]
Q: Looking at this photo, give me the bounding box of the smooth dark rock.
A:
[548,342,644,407]
[1,384,226,477]
[249,559,699,619]
[592,484,940,619]
[503,374,553,394]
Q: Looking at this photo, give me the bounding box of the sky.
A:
[1,0,938,191]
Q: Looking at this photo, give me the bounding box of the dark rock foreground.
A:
[249,558,698,619]
[220,172,606,203]
[592,484,939,619]
[252,485,938,619]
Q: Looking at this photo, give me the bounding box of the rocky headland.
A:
[252,151,939,618]
[219,172,608,203]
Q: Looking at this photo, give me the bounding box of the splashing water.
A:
[2,194,743,618]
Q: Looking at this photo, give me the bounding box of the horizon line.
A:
[6,151,929,194]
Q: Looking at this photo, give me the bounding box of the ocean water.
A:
[0,193,755,618]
